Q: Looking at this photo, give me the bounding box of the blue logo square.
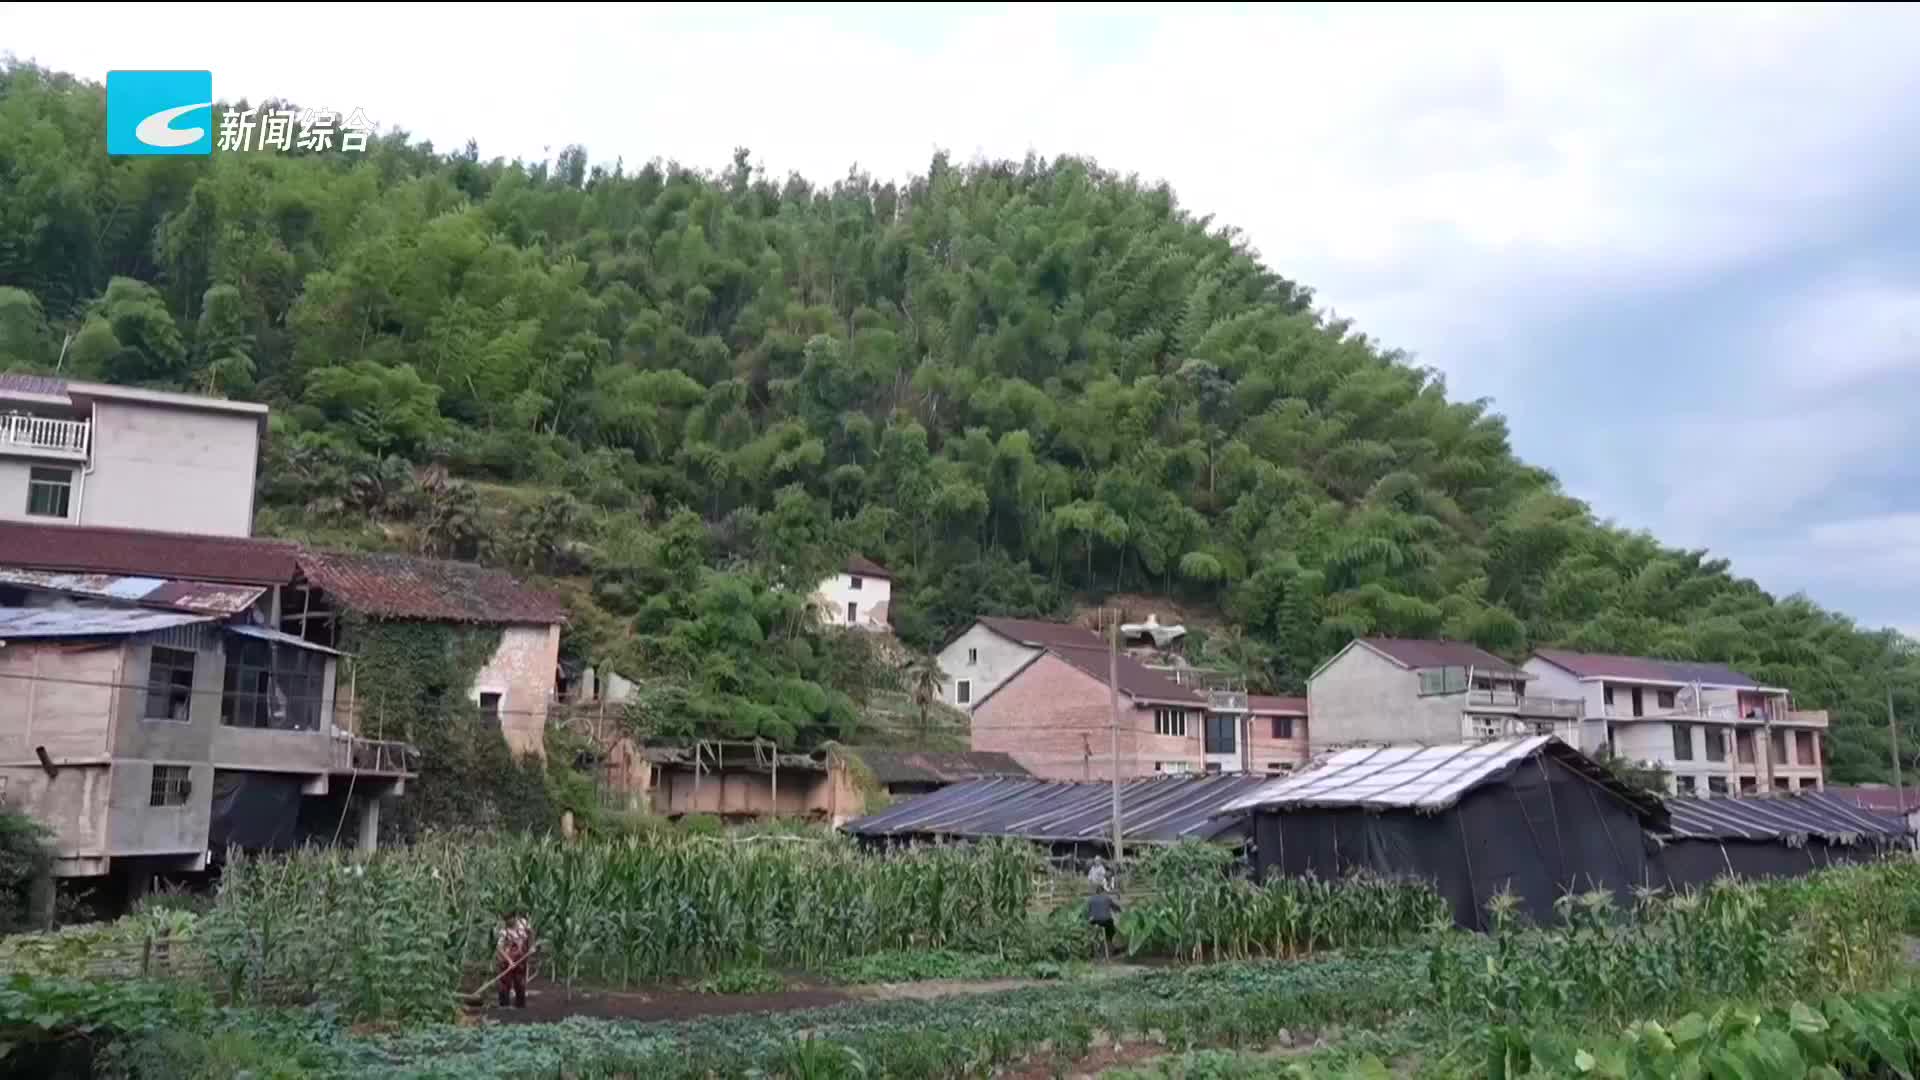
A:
[106,71,214,156]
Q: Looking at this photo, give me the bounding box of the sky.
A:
[5,2,1920,634]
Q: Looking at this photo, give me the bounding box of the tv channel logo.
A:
[106,71,214,155]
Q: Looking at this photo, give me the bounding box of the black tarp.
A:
[206,770,304,853]
[1251,751,1651,929]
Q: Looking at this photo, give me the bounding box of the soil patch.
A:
[476,977,855,1024]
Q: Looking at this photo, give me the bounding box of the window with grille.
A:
[1271,716,1294,740]
[849,575,863,591]
[145,647,196,722]
[149,765,191,807]
[1470,715,1503,740]
[26,467,71,518]
[221,637,323,731]
[1153,708,1189,737]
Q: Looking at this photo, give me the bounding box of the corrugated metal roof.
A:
[297,551,567,624]
[850,749,1030,786]
[0,606,213,639]
[0,522,300,585]
[845,774,1270,844]
[1219,737,1664,822]
[1663,792,1908,846]
[228,623,344,656]
[1361,638,1528,677]
[0,567,264,615]
[1530,649,1765,689]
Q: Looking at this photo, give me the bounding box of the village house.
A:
[1524,649,1827,796]
[957,616,1309,780]
[811,555,892,632]
[0,373,265,538]
[1307,638,1590,752]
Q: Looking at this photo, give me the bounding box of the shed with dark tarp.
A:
[1647,792,1908,888]
[845,774,1270,849]
[1221,737,1665,930]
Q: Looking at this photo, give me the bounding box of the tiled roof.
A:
[0,372,68,395]
[1048,643,1205,705]
[297,551,567,624]
[846,554,892,579]
[1664,792,1907,845]
[1826,785,1920,815]
[1531,648,1763,688]
[846,774,1269,845]
[977,615,1106,650]
[850,749,1030,786]
[0,522,300,585]
[1360,638,1527,677]
[1248,695,1308,715]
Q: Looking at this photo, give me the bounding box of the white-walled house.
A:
[1524,649,1827,797]
[0,373,266,538]
[812,555,892,632]
[935,616,1107,711]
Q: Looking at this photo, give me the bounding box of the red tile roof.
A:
[1530,649,1763,689]
[297,551,567,624]
[0,521,299,585]
[846,554,892,579]
[1249,695,1308,715]
[1361,638,1526,678]
[977,615,1106,650]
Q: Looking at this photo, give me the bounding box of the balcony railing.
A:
[0,414,89,457]
[1467,688,1584,717]
[330,734,417,775]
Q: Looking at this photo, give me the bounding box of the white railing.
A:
[0,414,88,456]
[1467,689,1584,717]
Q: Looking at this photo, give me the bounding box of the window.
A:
[1271,716,1294,740]
[1671,723,1695,761]
[1705,728,1726,763]
[1771,729,1788,765]
[145,647,196,722]
[1603,685,1615,709]
[846,601,858,623]
[1154,708,1189,737]
[849,575,863,591]
[1774,776,1791,792]
[967,648,978,665]
[149,765,191,807]
[1656,689,1676,710]
[1418,666,1468,696]
[1155,761,1193,775]
[480,692,502,726]
[1796,730,1817,766]
[1470,715,1503,740]
[1740,777,1758,795]
[1631,687,1644,717]
[25,467,71,518]
[221,637,323,731]
[1676,775,1696,795]
[1204,714,1237,754]
[956,679,971,705]
[1708,776,1729,796]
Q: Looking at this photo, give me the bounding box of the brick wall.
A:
[1246,711,1309,772]
[971,653,1198,779]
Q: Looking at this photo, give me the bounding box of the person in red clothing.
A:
[495,909,534,1009]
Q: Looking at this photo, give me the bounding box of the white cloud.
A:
[1773,280,1920,392]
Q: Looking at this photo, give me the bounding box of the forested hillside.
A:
[2,62,1915,781]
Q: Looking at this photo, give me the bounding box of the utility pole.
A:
[1108,609,1124,862]
[1890,687,1904,809]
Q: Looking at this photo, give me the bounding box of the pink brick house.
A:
[966,624,1310,780]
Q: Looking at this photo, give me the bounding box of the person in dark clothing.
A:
[496,909,534,1009]
[1087,891,1121,959]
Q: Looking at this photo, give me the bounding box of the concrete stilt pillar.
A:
[356,796,380,857]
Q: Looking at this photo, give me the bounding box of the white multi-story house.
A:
[1306,638,1590,751]
[812,555,892,632]
[0,373,266,538]
[1524,650,1826,796]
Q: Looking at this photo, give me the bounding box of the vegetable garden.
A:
[4,835,1920,1078]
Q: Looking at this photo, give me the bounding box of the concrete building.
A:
[937,616,1107,711]
[0,602,405,883]
[1306,638,1588,751]
[812,555,893,632]
[1525,649,1828,796]
[0,373,265,538]
[962,618,1309,780]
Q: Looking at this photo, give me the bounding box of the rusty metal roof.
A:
[0,567,264,615]
[0,606,214,639]
[297,551,568,624]
[850,749,1030,786]
[0,522,300,585]
[845,774,1268,845]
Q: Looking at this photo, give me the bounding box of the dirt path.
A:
[476,965,1156,1024]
